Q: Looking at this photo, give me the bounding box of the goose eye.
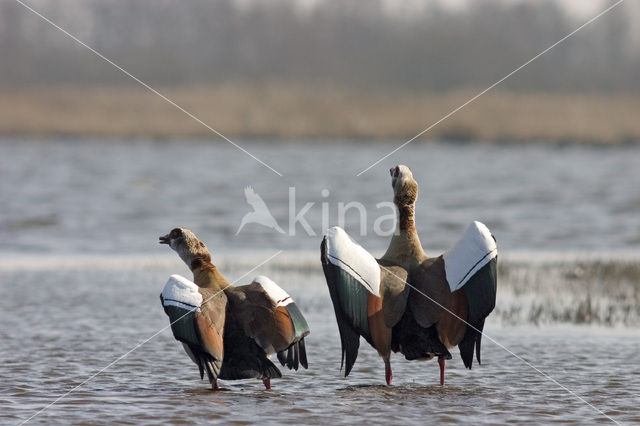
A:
[393,166,399,177]
[170,229,181,239]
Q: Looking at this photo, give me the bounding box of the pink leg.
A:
[385,360,393,386]
[263,378,271,390]
[211,379,219,391]
[438,358,445,386]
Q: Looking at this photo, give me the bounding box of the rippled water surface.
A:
[1,255,639,425]
[1,138,640,252]
[1,139,639,424]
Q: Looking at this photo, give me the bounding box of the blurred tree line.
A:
[0,0,638,92]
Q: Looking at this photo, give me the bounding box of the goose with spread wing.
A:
[159,228,309,389]
[321,165,497,386]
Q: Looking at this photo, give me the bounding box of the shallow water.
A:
[1,139,640,424]
[1,254,639,425]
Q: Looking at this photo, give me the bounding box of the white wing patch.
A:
[253,275,293,307]
[443,221,498,292]
[325,226,381,297]
[161,274,203,311]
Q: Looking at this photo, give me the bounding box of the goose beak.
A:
[390,166,400,187]
[159,234,171,245]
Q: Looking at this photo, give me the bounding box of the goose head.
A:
[390,165,418,206]
[160,227,211,269]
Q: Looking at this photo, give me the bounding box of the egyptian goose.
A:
[159,228,310,390]
[321,165,497,386]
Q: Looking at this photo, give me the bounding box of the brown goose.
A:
[321,165,497,386]
[159,228,310,390]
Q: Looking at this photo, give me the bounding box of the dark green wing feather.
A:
[280,302,310,370]
[160,298,201,347]
[321,237,371,377]
[285,302,310,341]
[160,282,227,384]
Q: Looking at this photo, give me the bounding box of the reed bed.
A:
[1,85,639,143]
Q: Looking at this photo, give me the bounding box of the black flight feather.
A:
[298,338,308,369]
[321,237,363,377]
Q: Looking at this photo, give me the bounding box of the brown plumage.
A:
[321,165,497,386]
[160,228,310,390]
[192,287,226,386]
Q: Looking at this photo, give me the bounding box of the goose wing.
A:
[224,277,310,371]
[321,227,409,376]
[443,222,497,315]
[442,221,497,369]
[160,275,227,383]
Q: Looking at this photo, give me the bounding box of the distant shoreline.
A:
[1,85,639,144]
